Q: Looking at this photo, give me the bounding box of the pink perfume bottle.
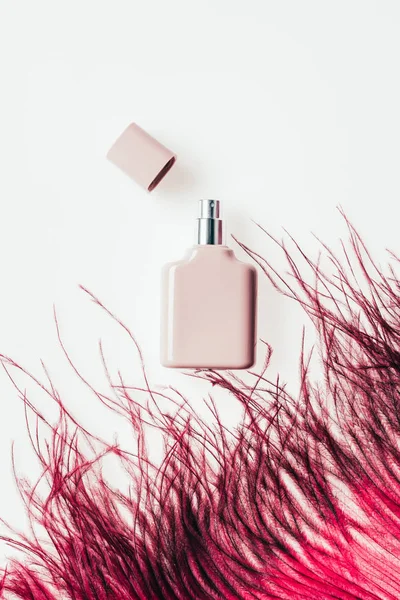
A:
[161,200,257,369]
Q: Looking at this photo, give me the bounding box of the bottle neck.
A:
[196,199,224,245]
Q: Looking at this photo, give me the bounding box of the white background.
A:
[0,0,400,557]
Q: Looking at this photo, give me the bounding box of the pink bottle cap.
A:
[106,122,177,191]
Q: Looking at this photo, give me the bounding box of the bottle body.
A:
[161,245,257,369]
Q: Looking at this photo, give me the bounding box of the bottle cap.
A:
[106,122,177,191]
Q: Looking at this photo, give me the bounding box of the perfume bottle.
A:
[161,200,257,369]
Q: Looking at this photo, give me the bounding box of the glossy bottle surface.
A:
[161,245,257,369]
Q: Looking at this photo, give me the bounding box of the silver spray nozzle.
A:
[197,199,224,245]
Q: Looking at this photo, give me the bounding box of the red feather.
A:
[2,219,400,599]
